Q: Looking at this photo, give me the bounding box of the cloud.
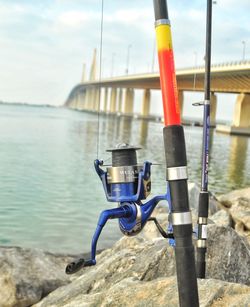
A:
[0,0,248,107]
[57,10,96,27]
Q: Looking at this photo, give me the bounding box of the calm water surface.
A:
[0,104,249,253]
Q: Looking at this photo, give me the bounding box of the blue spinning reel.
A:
[66,144,174,274]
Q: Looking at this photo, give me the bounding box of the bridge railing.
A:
[178,60,250,72]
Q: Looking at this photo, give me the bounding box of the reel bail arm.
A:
[66,205,133,274]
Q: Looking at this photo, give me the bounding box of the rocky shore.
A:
[0,185,249,307]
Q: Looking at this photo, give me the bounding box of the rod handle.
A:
[196,247,206,278]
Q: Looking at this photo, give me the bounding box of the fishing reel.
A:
[66,144,174,274]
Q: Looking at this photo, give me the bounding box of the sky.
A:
[0,0,249,119]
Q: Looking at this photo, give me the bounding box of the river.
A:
[0,103,249,253]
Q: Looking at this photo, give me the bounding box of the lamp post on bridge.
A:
[125,44,132,75]
[111,52,116,77]
[151,41,156,72]
[242,41,246,61]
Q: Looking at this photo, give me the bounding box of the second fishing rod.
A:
[196,0,213,279]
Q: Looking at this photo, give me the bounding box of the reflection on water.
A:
[228,136,248,187]
[0,104,249,253]
[139,120,149,146]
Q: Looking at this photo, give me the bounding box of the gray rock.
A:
[218,187,250,208]
[2,186,250,307]
[0,247,74,307]
[31,234,176,307]
[206,225,250,285]
[32,222,250,306]
[218,187,250,242]
[210,209,232,227]
[33,276,250,307]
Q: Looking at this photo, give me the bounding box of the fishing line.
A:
[193,52,197,92]
[96,0,104,158]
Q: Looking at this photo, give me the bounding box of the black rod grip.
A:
[153,0,169,20]
[163,126,199,307]
[198,192,209,217]
[163,126,187,167]
[175,245,199,307]
[196,248,206,278]
[169,181,189,212]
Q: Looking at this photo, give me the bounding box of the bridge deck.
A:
[71,61,250,95]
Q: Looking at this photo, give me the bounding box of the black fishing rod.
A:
[153,1,199,306]
[196,0,213,279]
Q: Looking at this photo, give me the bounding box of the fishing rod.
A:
[65,0,177,278]
[153,1,199,306]
[65,2,199,306]
[196,0,213,279]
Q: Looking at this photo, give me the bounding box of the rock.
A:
[217,187,250,208]
[33,276,250,307]
[0,247,74,307]
[210,209,232,227]
[2,187,250,307]
[218,187,250,241]
[206,225,250,285]
[32,222,250,306]
[32,235,176,307]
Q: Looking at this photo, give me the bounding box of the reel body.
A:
[66,144,174,275]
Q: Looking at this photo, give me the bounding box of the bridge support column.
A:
[103,88,109,112]
[93,88,100,112]
[110,88,117,113]
[178,90,184,117]
[87,89,93,111]
[124,88,134,115]
[233,93,250,128]
[90,89,96,111]
[141,89,151,117]
[78,91,85,110]
[217,93,250,136]
[79,92,84,110]
[73,95,79,109]
[83,90,88,110]
[118,89,123,113]
[85,89,92,110]
[210,92,217,126]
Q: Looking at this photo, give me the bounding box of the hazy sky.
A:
[0,0,249,117]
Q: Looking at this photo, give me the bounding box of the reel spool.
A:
[95,143,151,203]
[106,143,151,200]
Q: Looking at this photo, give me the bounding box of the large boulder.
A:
[32,221,250,306]
[218,187,250,242]
[31,235,175,306]
[1,186,250,307]
[33,276,250,307]
[218,187,250,207]
[206,225,250,285]
[209,209,232,227]
[0,247,74,307]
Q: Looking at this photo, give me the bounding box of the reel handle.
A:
[65,258,96,274]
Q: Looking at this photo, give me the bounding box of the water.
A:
[0,103,249,253]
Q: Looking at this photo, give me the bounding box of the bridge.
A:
[65,53,250,135]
